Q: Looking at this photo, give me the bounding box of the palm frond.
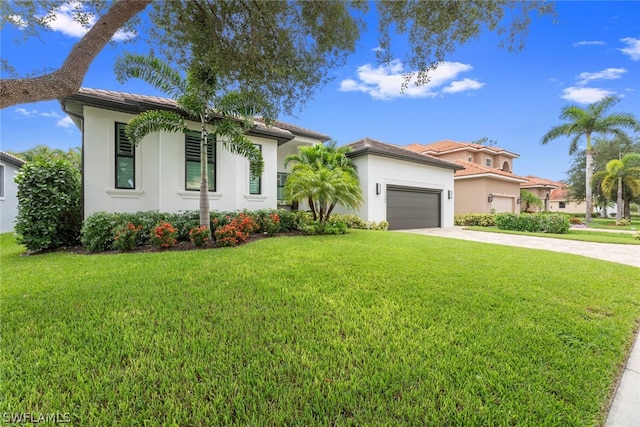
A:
[214,119,264,177]
[125,110,187,146]
[114,54,188,99]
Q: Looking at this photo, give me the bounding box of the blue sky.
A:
[1,1,639,181]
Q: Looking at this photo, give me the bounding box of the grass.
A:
[586,217,639,231]
[465,226,640,245]
[2,231,640,425]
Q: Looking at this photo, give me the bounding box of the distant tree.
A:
[284,142,362,222]
[471,137,498,147]
[2,1,554,109]
[520,189,543,213]
[9,145,81,170]
[541,96,640,222]
[114,54,270,228]
[592,153,640,220]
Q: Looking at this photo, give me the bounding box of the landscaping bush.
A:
[615,219,631,226]
[569,217,583,225]
[189,226,211,247]
[330,214,368,229]
[112,222,142,252]
[454,213,496,227]
[151,222,178,249]
[214,214,256,246]
[81,212,128,252]
[634,232,640,240]
[14,158,82,251]
[300,220,347,235]
[495,212,570,234]
[368,220,389,231]
[249,209,282,236]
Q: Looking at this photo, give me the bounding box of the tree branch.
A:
[0,0,152,109]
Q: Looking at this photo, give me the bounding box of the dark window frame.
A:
[249,144,262,195]
[185,130,216,192]
[115,122,135,189]
[0,164,5,198]
[559,202,566,209]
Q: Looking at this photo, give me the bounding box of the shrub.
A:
[151,222,177,249]
[82,212,126,252]
[113,223,142,252]
[454,213,496,227]
[330,214,368,229]
[496,212,570,234]
[368,221,389,231]
[250,210,282,236]
[300,220,347,235]
[615,219,631,226]
[189,226,211,247]
[214,214,256,247]
[14,158,82,251]
[569,217,583,225]
[634,232,640,241]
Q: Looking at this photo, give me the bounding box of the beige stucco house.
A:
[405,141,526,214]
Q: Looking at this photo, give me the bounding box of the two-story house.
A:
[405,140,527,214]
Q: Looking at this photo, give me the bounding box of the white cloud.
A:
[45,2,136,41]
[619,37,640,61]
[7,14,27,29]
[56,116,75,128]
[15,108,38,117]
[339,60,482,100]
[577,68,627,85]
[560,87,615,104]
[40,111,62,118]
[573,40,605,47]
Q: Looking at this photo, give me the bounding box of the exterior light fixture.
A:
[448,190,453,199]
[488,193,493,203]
[517,197,521,204]
[376,183,382,195]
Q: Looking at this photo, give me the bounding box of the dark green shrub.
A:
[15,158,81,251]
[496,212,570,234]
[300,220,347,235]
[81,212,131,252]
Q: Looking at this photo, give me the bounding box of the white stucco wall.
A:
[0,160,22,232]
[334,154,456,228]
[82,106,316,217]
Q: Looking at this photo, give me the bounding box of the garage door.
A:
[387,185,441,230]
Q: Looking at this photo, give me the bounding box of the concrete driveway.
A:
[398,226,640,268]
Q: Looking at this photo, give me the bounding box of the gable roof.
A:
[550,187,569,200]
[0,151,26,167]
[345,137,463,171]
[454,160,528,183]
[408,140,519,159]
[62,88,331,144]
[520,175,563,189]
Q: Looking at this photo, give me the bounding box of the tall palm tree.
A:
[283,142,362,221]
[592,153,640,220]
[541,96,639,222]
[115,55,273,228]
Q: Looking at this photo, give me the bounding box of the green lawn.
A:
[466,226,640,245]
[586,217,640,231]
[2,231,640,425]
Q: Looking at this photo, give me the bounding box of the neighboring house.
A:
[406,141,526,214]
[60,88,330,218]
[0,151,26,232]
[337,138,462,230]
[548,186,588,214]
[520,175,562,212]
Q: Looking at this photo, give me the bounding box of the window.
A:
[185,130,215,191]
[249,145,262,195]
[467,156,473,162]
[0,164,4,198]
[559,202,566,209]
[485,158,492,167]
[115,123,135,189]
[277,172,288,201]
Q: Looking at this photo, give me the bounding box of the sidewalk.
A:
[399,227,640,426]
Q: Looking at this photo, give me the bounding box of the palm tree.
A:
[283,142,362,222]
[519,189,543,213]
[541,96,639,222]
[592,153,640,220]
[115,55,273,228]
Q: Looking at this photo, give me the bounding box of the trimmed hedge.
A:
[454,213,496,227]
[495,212,570,234]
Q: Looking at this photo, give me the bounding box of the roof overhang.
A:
[455,173,528,183]
[348,146,464,171]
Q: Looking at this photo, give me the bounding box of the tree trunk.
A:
[308,197,317,221]
[199,123,210,228]
[0,0,151,109]
[623,196,632,219]
[585,149,594,222]
[616,176,623,221]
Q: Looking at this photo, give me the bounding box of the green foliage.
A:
[634,232,640,240]
[112,223,142,252]
[569,217,583,225]
[520,189,543,212]
[188,226,211,247]
[615,219,631,226]
[495,212,570,234]
[328,214,388,231]
[81,212,128,253]
[151,222,178,249]
[213,214,256,247]
[247,210,282,236]
[8,145,81,171]
[299,220,347,235]
[368,221,389,231]
[14,158,81,251]
[454,213,497,227]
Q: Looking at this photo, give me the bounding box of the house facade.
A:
[61,88,329,218]
[405,141,526,214]
[338,138,462,229]
[0,151,26,232]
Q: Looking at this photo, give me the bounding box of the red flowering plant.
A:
[188,226,211,247]
[151,221,177,249]
[112,222,142,252]
[214,214,256,247]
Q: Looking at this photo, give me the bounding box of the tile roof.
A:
[454,160,528,182]
[346,137,464,171]
[64,88,330,142]
[407,140,519,158]
[550,187,568,200]
[520,175,564,188]
[0,151,26,167]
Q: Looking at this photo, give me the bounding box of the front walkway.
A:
[399,226,640,427]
